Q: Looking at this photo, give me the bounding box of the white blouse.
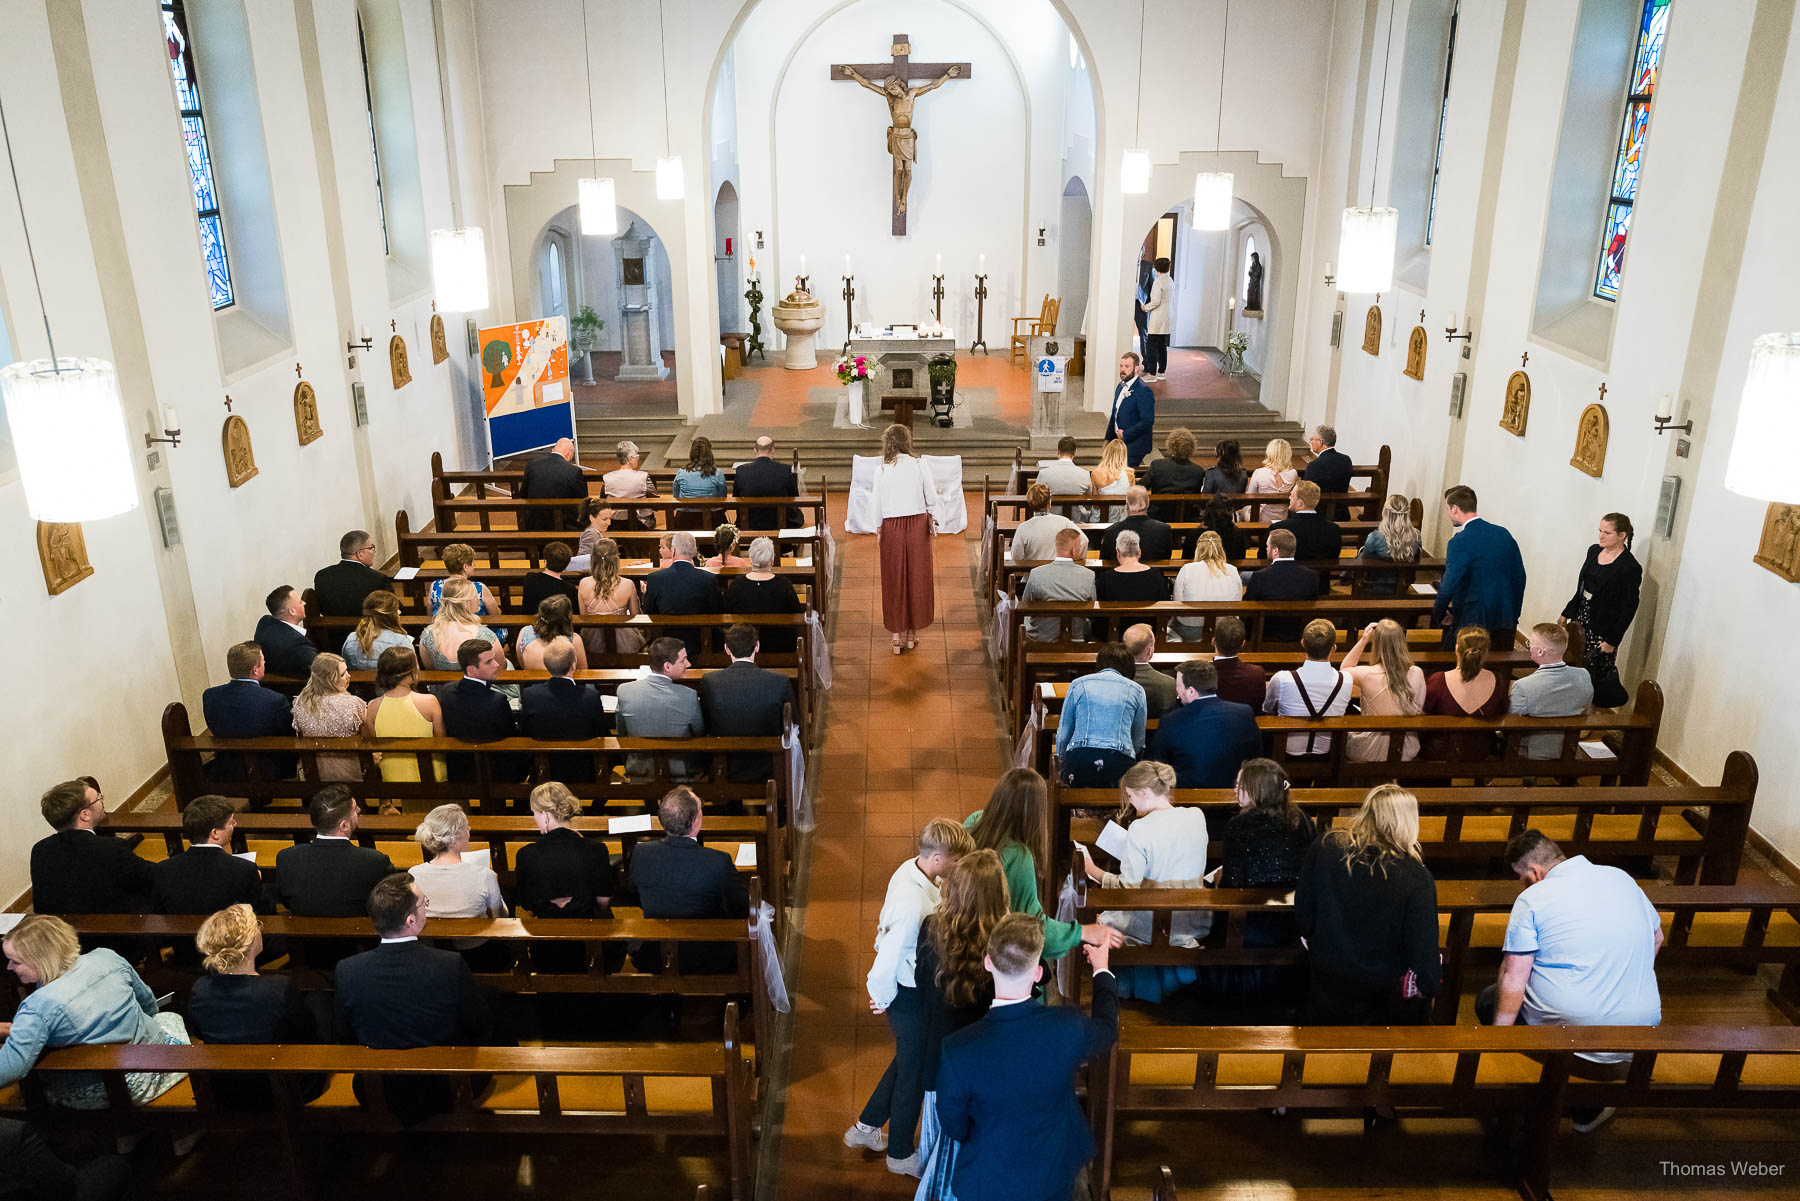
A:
[1096,806,1214,947]
[874,454,943,520]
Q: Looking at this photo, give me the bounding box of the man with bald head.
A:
[1098,485,1173,563]
[520,436,588,530]
[733,433,800,530]
[645,530,722,657]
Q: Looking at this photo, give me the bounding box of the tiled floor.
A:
[775,493,1010,1200]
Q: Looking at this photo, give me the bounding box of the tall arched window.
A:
[1595,0,1670,301]
[541,237,567,318]
[357,15,389,255]
[1424,2,1459,246]
[161,0,233,310]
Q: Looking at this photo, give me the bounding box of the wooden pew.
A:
[1014,648,1538,729]
[161,703,800,824]
[1090,1024,1800,1201]
[315,567,823,618]
[996,556,1446,601]
[395,510,830,605]
[1065,878,1800,1021]
[58,907,780,1076]
[1045,745,1753,904]
[429,475,829,538]
[433,447,799,490]
[10,1005,756,1201]
[99,805,789,920]
[1031,678,1663,787]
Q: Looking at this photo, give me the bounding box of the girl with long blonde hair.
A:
[874,422,943,654]
[1246,437,1299,520]
[344,589,410,670]
[1340,619,1427,762]
[578,536,644,655]
[1294,784,1438,1024]
[292,653,368,781]
[418,576,506,670]
[1358,494,1422,596]
[1170,530,1244,640]
[1082,438,1134,522]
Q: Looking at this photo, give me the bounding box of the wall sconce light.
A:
[144,405,182,449]
[1443,311,1473,345]
[346,326,374,355]
[1322,261,1336,289]
[1652,393,1693,436]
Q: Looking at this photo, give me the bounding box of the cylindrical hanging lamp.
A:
[1,358,138,521]
[1337,207,1398,293]
[1725,332,1800,502]
[1191,172,1234,230]
[579,177,618,236]
[430,227,489,312]
[1121,150,1152,195]
[656,156,685,200]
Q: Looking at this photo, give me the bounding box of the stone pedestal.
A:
[770,289,825,370]
[612,221,670,382]
[1027,334,1070,449]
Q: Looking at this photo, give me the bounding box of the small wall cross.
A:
[1419,309,1426,323]
[1598,382,1608,402]
[223,395,234,412]
[1520,351,1529,368]
[295,362,303,379]
[391,319,398,333]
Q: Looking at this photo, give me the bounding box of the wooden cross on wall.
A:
[831,34,972,236]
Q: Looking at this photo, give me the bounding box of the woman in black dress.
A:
[1559,512,1641,707]
[1202,438,1248,495]
[1096,530,1172,602]
[1200,495,1247,562]
[1143,426,1205,523]
[1210,759,1315,1005]
[1294,784,1440,1025]
[188,904,324,1106]
[725,536,804,654]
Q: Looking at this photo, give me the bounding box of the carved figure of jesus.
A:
[839,64,961,216]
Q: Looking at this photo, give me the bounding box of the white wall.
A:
[1309,0,1800,860]
[0,0,473,902]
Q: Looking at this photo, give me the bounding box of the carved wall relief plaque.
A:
[1570,403,1609,478]
[430,314,450,364]
[1362,305,1382,356]
[1754,503,1800,583]
[223,414,258,488]
[390,335,412,389]
[37,522,94,596]
[293,381,322,446]
[1403,325,1427,380]
[1500,370,1531,437]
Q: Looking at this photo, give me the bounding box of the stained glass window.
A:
[358,16,389,255]
[1594,0,1670,301]
[162,0,233,310]
[1424,2,1459,247]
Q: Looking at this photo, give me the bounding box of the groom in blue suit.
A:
[1104,353,1156,468]
[1432,484,1527,648]
[936,915,1119,1201]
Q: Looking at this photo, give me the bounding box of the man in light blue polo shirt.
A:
[1477,830,1662,1133]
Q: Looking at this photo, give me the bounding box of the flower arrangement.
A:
[1223,330,1250,376]
[835,354,880,386]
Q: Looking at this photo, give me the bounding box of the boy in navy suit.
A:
[936,915,1118,1201]
[1433,485,1526,648]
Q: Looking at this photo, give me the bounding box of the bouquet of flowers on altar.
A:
[1223,330,1250,375]
[835,354,880,386]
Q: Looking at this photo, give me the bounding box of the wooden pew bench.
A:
[995,556,1446,602]
[429,479,830,538]
[1064,879,1800,1021]
[1090,1024,1800,1201]
[330,566,824,618]
[162,703,801,826]
[1047,748,1755,898]
[6,1005,756,1201]
[1029,678,1664,786]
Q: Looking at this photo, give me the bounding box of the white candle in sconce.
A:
[845,254,852,275]
[1227,296,1236,312]
[935,253,943,273]
[978,253,986,273]
[162,405,180,432]
[361,325,371,341]
[1448,311,1459,330]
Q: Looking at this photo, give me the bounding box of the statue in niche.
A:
[1753,503,1800,583]
[37,521,94,596]
[1244,252,1264,315]
[1403,326,1427,380]
[223,414,258,488]
[1500,371,1531,437]
[390,334,412,389]
[293,381,322,446]
[431,314,450,365]
[1571,403,1609,478]
[1362,304,1382,356]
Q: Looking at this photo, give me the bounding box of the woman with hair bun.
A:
[706,523,750,570]
[188,905,324,1105]
[1559,512,1642,707]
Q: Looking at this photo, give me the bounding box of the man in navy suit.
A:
[1302,424,1354,494]
[1104,353,1156,468]
[434,637,527,783]
[254,585,318,678]
[644,531,722,658]
[1433,485,1526,649]
[732,435,801,530]
[1148,660,1263,789]
[518,640,609,782]
[628,787,749,973]
[151,795,264,915]
[312,529,390,617]
[936,915,1118,1201]
[519,438,589,531]
[333,873,496,1124]
[697,624,794,782]
[201,642,297,787]
[1242,530,1320,645]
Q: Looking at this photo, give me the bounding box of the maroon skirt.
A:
[878,512,934,634]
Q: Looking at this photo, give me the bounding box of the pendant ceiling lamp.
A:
[1338,0,1401,293]
[1191,0,1234,231]
[1121,1,1150,194]
[0,87,137,521]
[654,0,684,200]
[430,227,488,312]
[1724,332,1800,502]
[577,0,618,234]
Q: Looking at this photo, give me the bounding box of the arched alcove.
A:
[715,180,741,334]
[1058,176,1092,335]
[528,202,678,390]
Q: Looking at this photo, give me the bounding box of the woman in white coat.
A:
[1142,256,1173,379]
[875,423,943,654]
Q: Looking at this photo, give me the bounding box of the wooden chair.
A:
[1009,294,1060,362]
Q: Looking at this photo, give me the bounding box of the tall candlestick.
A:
[935,252,943,272]
[978,253,986,272]
[800,254,807,275]
[1227,295,1236,311]
[845,254,852,274]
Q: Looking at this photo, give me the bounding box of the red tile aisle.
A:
[775,490,1007,1199]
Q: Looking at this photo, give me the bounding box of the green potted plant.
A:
[570,305,605,383]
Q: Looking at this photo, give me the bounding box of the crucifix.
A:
[1521,351,1529,368]
[1598,382,1608,401]
[831,34,971,236]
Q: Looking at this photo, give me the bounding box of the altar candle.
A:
[935,253,943,273]
[845,254,853,275]
[800,255,807,275]
[978,253,986,272]
[1227,295,1235,311]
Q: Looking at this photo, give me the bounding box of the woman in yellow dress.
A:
[361,647,445,804]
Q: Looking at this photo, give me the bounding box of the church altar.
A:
[846,327,955,426]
